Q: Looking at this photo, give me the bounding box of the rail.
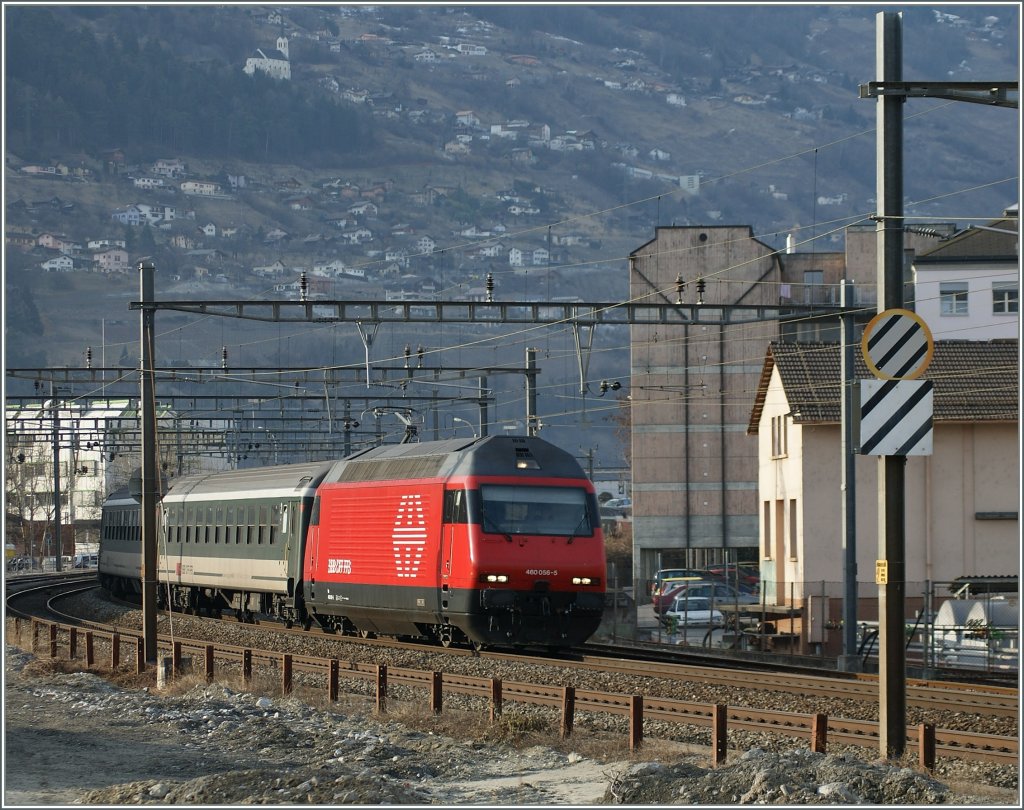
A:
[11,617,1017,769]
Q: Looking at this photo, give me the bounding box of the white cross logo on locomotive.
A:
[392,494,427,578]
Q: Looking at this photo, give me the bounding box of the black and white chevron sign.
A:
[859,379,933,456]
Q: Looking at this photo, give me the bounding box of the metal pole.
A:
[874,10,907,759]
[839,280,860,671]
[140,260,159,665]
[479,376,489,437]
[50,383,63,572]
[526,348,538,436]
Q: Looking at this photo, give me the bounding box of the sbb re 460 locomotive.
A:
[98,436,607,650]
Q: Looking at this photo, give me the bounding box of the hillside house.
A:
[111,207,143,227]
[93,247,129,274]
[133,177,166,190]
[455,110,480,127]
[253,259,287,277]
[341,227,373,245]
[41,254,74,272]
[312,258,347,277]
[478,242,504,258]
[200,223,217,238]
[6,230,37,250]
[416,236,437,254]
[135,203,176,225]
[243,37,291,80]
[36,233,70,252]
[170,233,197,250]
[86,239,126,250]
[508,247,524,267]
[385,248,410,268]
[532,247,550,266]
[152,158,186,177]
[348,202,378,217]
[181,181,220,196]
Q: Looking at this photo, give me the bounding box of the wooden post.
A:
[281,653,293,696]
[136,636,145,674]
[31,619,39,653]
[328,659,339,702]
[811,713,828,753]
[711,704,728,767]
[560,686,575,739]
[111,632,121,669]
[376,664,388,714]
[918,723,936,772]
[489,678,503,722]
[172,641,182,673]
[85,631,95,666]
[242,649,253,685]
[69,627,78,660]
[430,671,443,715]
[204,644,215,682]
[629,695,644,751]
[48,623,58,658]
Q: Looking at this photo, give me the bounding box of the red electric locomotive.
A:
[303,435,606,649]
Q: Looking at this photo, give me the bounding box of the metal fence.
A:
[597,577,1019,677]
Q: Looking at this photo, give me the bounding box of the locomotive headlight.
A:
[573,577,592,585]
[484,574,509,583]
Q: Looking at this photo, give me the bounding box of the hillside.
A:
[4,4,1019,437]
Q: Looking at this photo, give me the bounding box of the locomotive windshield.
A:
[477,485,594,537]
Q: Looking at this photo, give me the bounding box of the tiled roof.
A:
[749,339,1019,432]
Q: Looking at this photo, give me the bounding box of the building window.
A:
[939,282,968,316]
[771,414,788,458]
[992,283,1018,315]
[762,501,772,559]
[789,499,798,561]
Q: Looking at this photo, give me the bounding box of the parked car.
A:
[661,595,725,628]
[704,562,760,591]
[649,568,707,598]
[653,580,760,615]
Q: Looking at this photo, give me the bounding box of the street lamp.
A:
[451,416,476,438]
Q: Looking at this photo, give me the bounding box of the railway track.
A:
[7,579,1018,768]
[14,578,1018,728]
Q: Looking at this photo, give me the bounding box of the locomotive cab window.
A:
[477,485,594,537]
[443,489,468,524]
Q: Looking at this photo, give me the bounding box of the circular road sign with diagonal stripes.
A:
[861,308,934,380]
